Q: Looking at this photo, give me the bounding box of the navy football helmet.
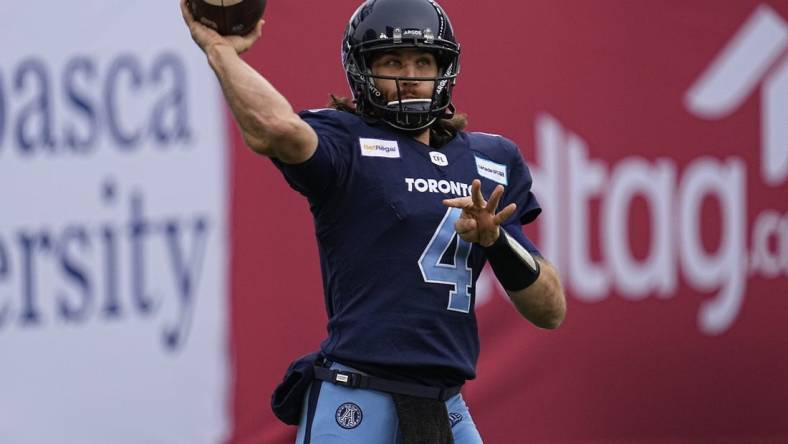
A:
[342,0,461,131]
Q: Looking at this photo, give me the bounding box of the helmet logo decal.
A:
[367,78,382,97]
[436,62,454,95]
[436,79,449,95]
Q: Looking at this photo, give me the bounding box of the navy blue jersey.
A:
[272,109,541,387]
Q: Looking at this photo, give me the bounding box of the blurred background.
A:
[1,0,787,443]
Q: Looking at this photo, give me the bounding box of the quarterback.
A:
[181,0,566,442]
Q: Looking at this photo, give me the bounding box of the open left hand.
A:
[442,179,517,247]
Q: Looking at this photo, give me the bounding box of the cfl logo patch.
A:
[335,402,363,429]
[430,151,449,166]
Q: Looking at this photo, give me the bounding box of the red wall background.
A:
[227,1,788,443]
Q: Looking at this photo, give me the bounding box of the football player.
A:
[181,0,566,442]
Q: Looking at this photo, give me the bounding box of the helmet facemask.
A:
[347,44,460,131]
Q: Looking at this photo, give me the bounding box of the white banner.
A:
[0,1,229,443]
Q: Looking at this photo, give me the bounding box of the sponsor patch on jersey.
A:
[360,138,400,158]
[475,156,508,185]
[429,151,449,166]
[335,402,363,429]
[449,412,463,428]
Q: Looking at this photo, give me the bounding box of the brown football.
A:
[189,0,267,36]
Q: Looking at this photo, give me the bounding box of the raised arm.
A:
[180,0,317,164]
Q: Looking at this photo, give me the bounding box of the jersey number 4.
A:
[418,208,473,313]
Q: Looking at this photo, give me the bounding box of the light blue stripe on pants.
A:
[295,362,483,444]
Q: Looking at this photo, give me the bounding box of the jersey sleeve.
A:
[500,138,542,255]
[500,139,541,225]
[269,109,353,202]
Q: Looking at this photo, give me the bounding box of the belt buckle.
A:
[333,370,355,387]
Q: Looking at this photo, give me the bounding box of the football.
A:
[189,0,267,36]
